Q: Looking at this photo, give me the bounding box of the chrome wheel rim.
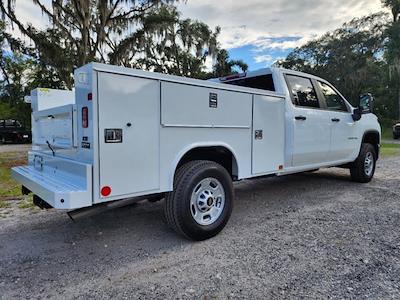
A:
[364,152,374,177]
[190,178,225,226]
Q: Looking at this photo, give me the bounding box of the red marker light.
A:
[101,186,112,197]
[87,93,93,101]
[82,107,88,128]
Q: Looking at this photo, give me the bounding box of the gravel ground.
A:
[0,144,31,153]
[0,157,400,299]
[383,139,400,144]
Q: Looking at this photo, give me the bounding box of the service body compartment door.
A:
[252,95,285,175]
[97,72,160,199]
[32,104,77,149]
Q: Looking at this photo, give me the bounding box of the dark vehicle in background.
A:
[394,122,400,140]
[0,119,31,144]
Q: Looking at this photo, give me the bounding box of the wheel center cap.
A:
[207,197,214,206]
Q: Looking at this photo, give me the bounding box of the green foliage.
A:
[0,200,11,208]
[276,12,399,123]
[213,49,248,78]
[17,196,35,209]
[381,143,400,157]
[0,0,177,88]
[0,1,243,124]
[110,5,222,77]
[0,151,26,199]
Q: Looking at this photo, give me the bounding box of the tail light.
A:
[82,107,88,128]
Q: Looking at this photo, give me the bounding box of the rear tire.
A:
[350,143,376,183]
[164,160,234,241]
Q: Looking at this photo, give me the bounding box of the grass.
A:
[382,127,393,140]
[0,200,11,209]
[0,150,38,212]
[0,151,27,200]
[17,196,35,209]
[381,143,400,158]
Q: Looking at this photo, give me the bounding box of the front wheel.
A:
[350,143,377,183]
[164,160,234,241]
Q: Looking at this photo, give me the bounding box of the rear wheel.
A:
[164,160,234,241]
[350,143,376,183]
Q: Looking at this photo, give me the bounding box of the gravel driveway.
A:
[0,157,399,299]
[0,144,31,153]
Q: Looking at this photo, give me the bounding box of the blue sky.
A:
[228,37,301,70]
[177,0,384,71]
[16,0,384,71]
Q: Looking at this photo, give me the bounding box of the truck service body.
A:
[12,63,381,240]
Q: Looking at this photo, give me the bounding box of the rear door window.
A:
[285,75,320,108]
[226,75,275,91]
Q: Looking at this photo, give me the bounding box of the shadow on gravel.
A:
[1,169,356,261]
[7,168,355,242]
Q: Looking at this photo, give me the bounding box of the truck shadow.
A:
[17,168,355,241]
[1,167,362,279]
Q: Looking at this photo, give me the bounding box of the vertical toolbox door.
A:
[97,72,160,199]
[252,95,285,175]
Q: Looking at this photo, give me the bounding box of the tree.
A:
[110,5,221,78]
[213,49,248,78]
[0,20,63,127]
[0,0,175,88]
[276,13,396,122]
[382,0,400,22]
[382,0,400,119]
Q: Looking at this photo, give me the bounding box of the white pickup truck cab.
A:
[12,63,381,240]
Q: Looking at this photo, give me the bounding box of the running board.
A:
[67,196,149,220]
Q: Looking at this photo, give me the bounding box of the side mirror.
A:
[352,107,362,121]
[353,93,374,122]
[359,93,374,114]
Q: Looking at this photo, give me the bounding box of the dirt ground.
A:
[0,144,31,154]
[0,156,400,299]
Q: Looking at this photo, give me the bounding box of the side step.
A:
[67,193,165,220]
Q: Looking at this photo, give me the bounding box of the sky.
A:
[16,0,385,71]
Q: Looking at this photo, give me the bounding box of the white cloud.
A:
[9,0,386,63]
[254,54,273,64]
[178,0,385,50]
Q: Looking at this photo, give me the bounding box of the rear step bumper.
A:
[12,154,92,210]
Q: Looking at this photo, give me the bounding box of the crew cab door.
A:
[315,81,358,161]
[285,74,331,167]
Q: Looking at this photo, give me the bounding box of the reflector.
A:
[101,186,112,197]
[82,107,88,128]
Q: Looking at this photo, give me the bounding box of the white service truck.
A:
[12,63,381,240]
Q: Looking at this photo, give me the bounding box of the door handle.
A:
[295,116,307,121]
[331,118,340,122]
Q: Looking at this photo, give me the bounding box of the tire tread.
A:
[164,160,233,240]
[350,143,376,183]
